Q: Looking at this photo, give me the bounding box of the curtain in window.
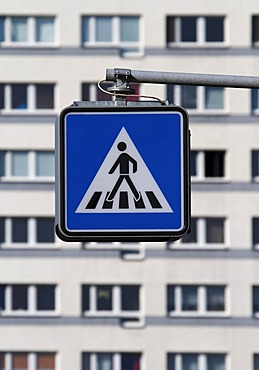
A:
[206,218,224,244]
[205,87,223,109]
[96,17,112,42]
[36,152,55,176]
[37,353,55,370]
[11,18,27,42]
[12,152,28,177]
[182,354,198,370]
[207,354,225,370]
[120,17,139,42]
[13,353,28,370]
[36,17,54,42]
[206,286,225,311]
[182,286,198,311]
[97,354,113,370]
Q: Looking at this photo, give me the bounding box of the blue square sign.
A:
[56,104,190,242]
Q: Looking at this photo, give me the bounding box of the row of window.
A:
[2,15,259,51]
[0,150,259,182]
[2,283,259,318]
[2,82,259,113]
[1,217,259,248]
[0,352,55,370]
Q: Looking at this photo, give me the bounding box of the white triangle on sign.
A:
[75,127,173,213]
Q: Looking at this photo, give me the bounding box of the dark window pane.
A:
[167,85,174,104]
[252,150,259,178]
[181,17,196,42]
[253,218,259,246]
[0,218,5,243]
[254,354,259,370]
[0,151,5,177]
[190,151,197,177]
[82,285,90,312]
[167,286,175,312]
[206,354,225,370]
[37,285,55,310]
[252,90,259,111]
[0,353,5,370]
[11,84,27,109]
[167,354,175,370]
[0,17,4,42]
[82,84,90,100]
[0,84,4,109]
[206,286,225,311]
[82,17,89,43]
[36,84,54,109]
[12,218,28,243]
[121,285,139,311]
[205,151,225,177]
[182,218,197,243]
[253,286,259,314]
[167,17,175,43]
[97,286,112,310]
[206,218,224,243]
[182,286,198,311]
[182,354,198,370]
[37,218,54,243]
[205,87,224,109]
[82,353,90,370]
[181,86,197,109]
[206,17,224,42]
[0,285,6,311]
[97,83,113,101]
[121,353,141,370]
[252,16,259,43]
[12,285,28,310]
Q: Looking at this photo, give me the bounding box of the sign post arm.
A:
[106,68,259,89]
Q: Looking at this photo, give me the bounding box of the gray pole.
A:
[106,68,259,89]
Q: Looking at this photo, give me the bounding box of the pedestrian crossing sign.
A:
[56,104,190,242]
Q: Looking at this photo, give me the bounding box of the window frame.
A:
[0,16,57,47]
[0,150,55,182]
[167,85,227,115]
[0,217,57,249]
[167,353,227,370]
[166,15,227,48]
[82,284,143,327]
[167,285,229,317]
[82,352,142,370]
[170,217,227,250]
[0,83,55,114]
[190,150,228,182]
[81,15,143,57]
[0,284,58,317]
[0,352,56,370]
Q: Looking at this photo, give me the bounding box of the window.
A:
[0,150,55,180]
[82,16,142,56]
[253,286,259,316]
[190,150,225,180]
[0,84,55,112]
[0,284,56,315]
[172,217,225,248]
[252,151,259,180]
[82,284,142,326]
[0,353,55,370]
[167,16,225,46]
[254,354,259,370]
[82,353,141,370]
[253,218,259,248]
[167,285,227,316]
[167,85,225,112]
[252,16,259,45]
[0,217,55,247]
[82,82,140,102]
[168,353,226,370]
[0,16,55,45]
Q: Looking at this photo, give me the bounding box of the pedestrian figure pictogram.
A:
[107,141,140,202]
[75,127,173,214]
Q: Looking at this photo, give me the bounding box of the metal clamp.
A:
[107,68,135,96]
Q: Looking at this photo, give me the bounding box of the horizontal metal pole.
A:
[106,68,259,89]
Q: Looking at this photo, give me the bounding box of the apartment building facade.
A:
[0,0,259,369]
